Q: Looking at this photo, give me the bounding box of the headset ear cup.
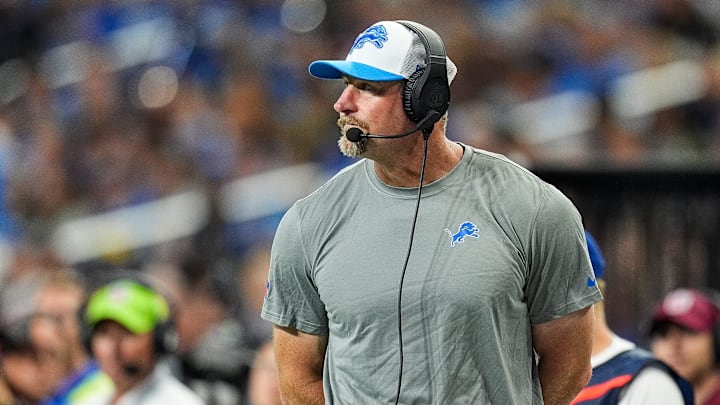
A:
[396,20,451,130]
[83,329,93,355]
[0,318,31,350]
[403,69,425,123]
[153,319,178,355]
[78,304,94,355]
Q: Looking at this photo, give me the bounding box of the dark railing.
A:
[534,164,720,345]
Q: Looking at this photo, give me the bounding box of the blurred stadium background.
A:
[1,0,719,352]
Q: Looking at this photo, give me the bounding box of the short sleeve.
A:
[525,186,603,324]
[260,205,329,335]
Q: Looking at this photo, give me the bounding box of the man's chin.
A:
[338,136,366,158]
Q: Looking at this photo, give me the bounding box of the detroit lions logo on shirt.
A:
[351,25,389,52]
[444,221,480,247]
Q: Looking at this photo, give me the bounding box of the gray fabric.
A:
[262,144,602,404]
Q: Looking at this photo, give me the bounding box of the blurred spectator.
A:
[649,288,720,405]
[35,269,114,405]
[0,274,65,403]
[646,0,718,51]
[148,255,253,405]
[573,231,693,404]
[246,340,281,405]
[0,377,15,404]
[236,241,273,350]
[147,241,276,404]
[83,278,204,404]
[0,270,115,405]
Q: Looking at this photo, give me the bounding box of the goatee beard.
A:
[337,117,368,157]
[338,134,367,157]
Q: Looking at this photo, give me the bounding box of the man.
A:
[650,288,720,404]
[0,271,113,405]
[35,270,115,405]
[571,231,693,404]
[261,20,602,404]
[83,278,204,405]
[0,274,66,404]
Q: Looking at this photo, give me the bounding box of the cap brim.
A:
[651,315,709,334]
[88,306,154,334]
[309,60,405,81]
[86,300,155,335]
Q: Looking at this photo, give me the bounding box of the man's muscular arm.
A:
[273,325,328,405]
[533,306,594,405]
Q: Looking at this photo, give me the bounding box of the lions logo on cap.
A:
[351,25,390,52]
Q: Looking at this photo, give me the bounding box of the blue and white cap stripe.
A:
[309,21,457,83]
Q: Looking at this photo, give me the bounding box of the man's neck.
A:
[373,138,463,187]
[591,323,615,356]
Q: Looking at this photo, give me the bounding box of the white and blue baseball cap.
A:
[309,21,457,83]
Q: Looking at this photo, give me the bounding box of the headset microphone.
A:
[345,110,441,142]
[122,363,143,376]
[346,126,417,142]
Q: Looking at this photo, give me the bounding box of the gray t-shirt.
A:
[261,144,602,404]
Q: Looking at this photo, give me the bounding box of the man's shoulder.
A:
[461,145,576,216]
[292,159,368,210]
[159,379,204,405]
[464,145,528,170]
[146,370,205,405]
[589,347,659,385]
[581,347,691,405]
[462,145,555,189]
[624,365,692,405]
[612,348,692,405]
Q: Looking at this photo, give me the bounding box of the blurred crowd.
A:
[1,0,720,403]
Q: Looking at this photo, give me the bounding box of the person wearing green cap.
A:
[0,270,114,405]
[83,278,204,405]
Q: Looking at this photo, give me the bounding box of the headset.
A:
[0,317,31,351]
[80,277,178,357]
[396,20,451,129]
[0,276,46,352]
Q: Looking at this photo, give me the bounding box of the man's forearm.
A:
[279,378,324,405]
[538,358,591,405]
